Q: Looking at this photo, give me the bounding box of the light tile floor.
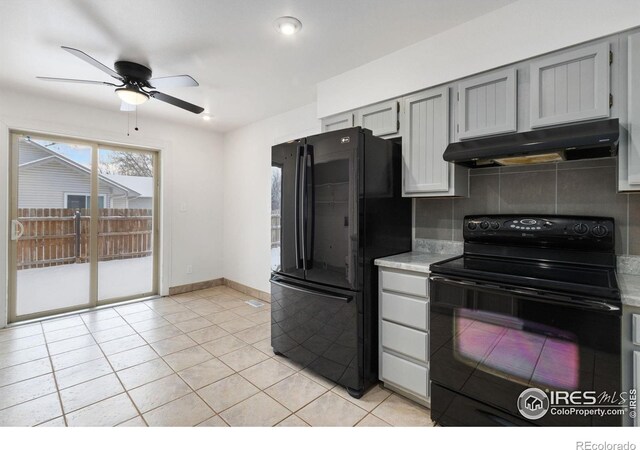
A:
[0,286,434,427]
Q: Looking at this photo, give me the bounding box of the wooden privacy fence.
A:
[271,210,281,248]
[16,208,153,270]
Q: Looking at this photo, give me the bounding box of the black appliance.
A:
[429,215,622,426]
[443,118,619,168]
[270,127,411,398]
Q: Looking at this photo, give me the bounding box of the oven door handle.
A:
[429,275,620,312]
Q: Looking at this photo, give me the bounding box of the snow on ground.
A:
[16,256,153,316]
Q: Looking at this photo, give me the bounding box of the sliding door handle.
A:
[11,220,24,241]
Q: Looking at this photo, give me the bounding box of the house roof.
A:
[103,175,154,198]
[19,140,142,198]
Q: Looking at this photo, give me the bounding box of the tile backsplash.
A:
[414,158,640,255]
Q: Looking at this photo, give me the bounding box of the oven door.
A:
[429,275,621,426]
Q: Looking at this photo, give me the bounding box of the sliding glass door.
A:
[8,132,159,322]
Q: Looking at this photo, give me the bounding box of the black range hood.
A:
[443,118,619,168]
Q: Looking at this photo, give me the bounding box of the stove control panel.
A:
[464,215,615,249]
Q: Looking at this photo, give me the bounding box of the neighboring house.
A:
[18,139,153,209]
[102,174,154,209]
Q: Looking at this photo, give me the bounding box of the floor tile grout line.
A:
[90,326,151,427]
[41,321,68,427]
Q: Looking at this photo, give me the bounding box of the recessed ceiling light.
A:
[275,16,302,36]
[202,115,212,121]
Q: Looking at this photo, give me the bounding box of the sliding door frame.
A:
[8,130,160,323]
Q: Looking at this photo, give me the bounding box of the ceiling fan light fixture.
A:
[116,86,149,105]
[275,16,302,35]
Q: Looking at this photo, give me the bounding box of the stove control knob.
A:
[591,225,608,238]
[467,222,477,230]
[573,223,588,235]
[480,221,490,230]
[490,221,500,230]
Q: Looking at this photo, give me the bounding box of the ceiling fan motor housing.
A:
[114,61,152,83]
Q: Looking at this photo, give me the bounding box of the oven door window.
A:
[455,308,579,390]
[430,278,621,426]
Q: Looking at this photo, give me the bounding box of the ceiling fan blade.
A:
[149,91,204,114]
[61,46,123,80]
[37,76,118,86]
[120,101,136,112]
[149,75,199,89]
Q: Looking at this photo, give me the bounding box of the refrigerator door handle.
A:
[270,279,353,303]
[294,145,304,270]
[305,145,314,270]
[300,144,308,271]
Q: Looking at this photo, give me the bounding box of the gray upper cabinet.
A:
[402,87,451,195]
[355,99,399,136]
[457,67,517,140]
[321,112,353,132]
[628,32,640,187]
[530,42,610,128]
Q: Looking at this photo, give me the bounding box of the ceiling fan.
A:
[37,46,204,114]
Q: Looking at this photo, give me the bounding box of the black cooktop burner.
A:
[430,214,621,302]
[432,255,620,301]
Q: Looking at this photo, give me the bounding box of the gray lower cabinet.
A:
[621,306,640,426]
[321,112,353,132]
[378,267,430,405]
[530,42,610,128]
[457,67,517,140]
[354,99,400,137]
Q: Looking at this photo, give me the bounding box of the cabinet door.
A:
[635,351,640,426]
[629,33,640,186]
[321,112,353,132]
[457,68,517,139]
[402,87,449,195]
[356,100,399,136]
[530,42,610,128]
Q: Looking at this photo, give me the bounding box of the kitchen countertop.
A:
[374,251,459,274]
[619,273,640,308]
[376,251,640,308]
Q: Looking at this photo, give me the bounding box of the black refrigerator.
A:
[270,127,411,398]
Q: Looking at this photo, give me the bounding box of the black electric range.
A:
[429,215,623,427]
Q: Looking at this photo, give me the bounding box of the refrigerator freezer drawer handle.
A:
[270,279,352,303]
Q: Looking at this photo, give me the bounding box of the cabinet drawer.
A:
[381,291,428,330]
[633,315,640,346]
[381,351,428,398]
[380,269,428,297]
[382,320,428,362]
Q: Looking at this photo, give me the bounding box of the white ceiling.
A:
[0,0,516,132]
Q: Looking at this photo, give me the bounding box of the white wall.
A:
[0,88,224,327]
[317,0,640,117]
[222,102,320,294]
